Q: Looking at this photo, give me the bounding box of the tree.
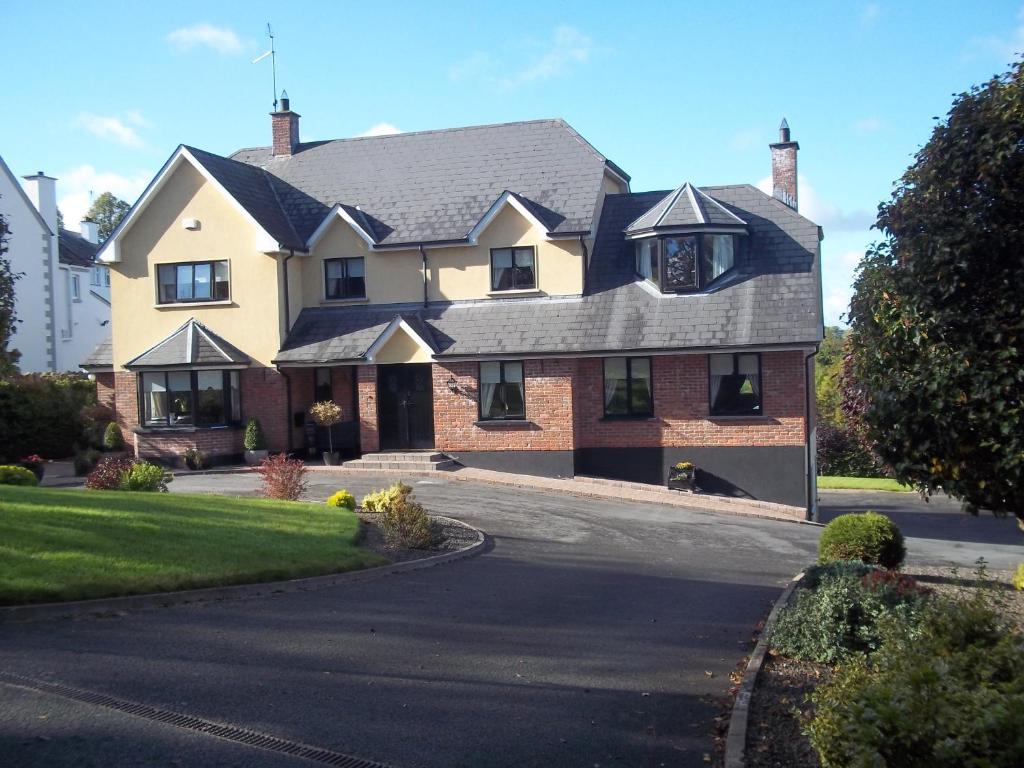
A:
[0,208,22,376]
[845,58,1024,525]
[86,192,130,242]
[815,326,846,427]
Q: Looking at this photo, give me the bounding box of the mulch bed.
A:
[356,512,479,563]
[742,564,1022,768]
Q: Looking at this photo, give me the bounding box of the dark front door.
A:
[377,364,435,450]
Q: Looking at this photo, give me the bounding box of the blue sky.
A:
[3,1,1021,324]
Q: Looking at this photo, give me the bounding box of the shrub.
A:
[802,559,878,589]
[102,421,124,451]
[85,456,135,490]
[816,423,886,477]
[0,464,39,486]
[0,373,94,461]
[361,482,413,514]
[1015,563,1024,591]
[73,447,102,476]
[327,489,356,511]
[257,454,307,501]
[122,462,170,492]
[819,511,905,568]
[770,568,930,663]
[243,418,266,451]
[183,447,207,470]
[807,591,1024,767]
[377,486,436,550]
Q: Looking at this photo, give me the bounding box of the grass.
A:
[0,486,388,606]
[818,476,912,492]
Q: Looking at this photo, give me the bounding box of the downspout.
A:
[281,249,296,453]
[282,250,295,334]
[420,244,428,307]
[579,235,589,294]
[804,345,820,521]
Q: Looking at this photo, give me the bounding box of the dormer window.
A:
[635,233,738,292]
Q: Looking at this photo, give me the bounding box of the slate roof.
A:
[230,119,624,247]
[57,228,100,268]
[275,184,823,363]
[625,183,747,233]
[125,319,251,369]
[81,334,113,369]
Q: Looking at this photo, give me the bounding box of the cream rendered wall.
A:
[373,329,432,364]
[296,203,584,312]
[111,162,282,368]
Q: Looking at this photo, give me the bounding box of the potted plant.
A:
[243,418,269,465]
[309,400,343,465]
[183,447,207,471]
[20,454,46,482]
[667,461,697,492]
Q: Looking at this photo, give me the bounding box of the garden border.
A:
[0,515,486,624]
[723,567,807,768]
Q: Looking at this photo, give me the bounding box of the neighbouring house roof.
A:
[624,182,748,234]
[58,228,100,268]
[81,334,113,370]
[124,319,251,369]
[274,184,822,364]
[230,119,626,247]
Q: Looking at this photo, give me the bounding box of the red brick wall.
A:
[136,428,243,466]
[357,365,379,453]
[239,367,290,452]
[432,360,576,452]
[574,351,806,449]
[95,372,116,413]
[113,371,140,457]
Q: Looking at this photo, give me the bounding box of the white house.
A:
[0,155,111,372]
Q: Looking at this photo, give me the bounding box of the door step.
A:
[341,452,458,472]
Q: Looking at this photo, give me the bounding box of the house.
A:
[0,155,112,372]
[87,98,823,513]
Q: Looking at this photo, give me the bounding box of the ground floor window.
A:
[709,353,761,416]
[603,357,653,417]
[140,370,241,427]
[479,361,525,419]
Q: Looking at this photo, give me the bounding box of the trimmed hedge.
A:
[0,465,39,486]
[819,511,905,569]
[327,489,356,511]
[0,373,96,461]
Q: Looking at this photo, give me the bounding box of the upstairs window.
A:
[490,247,536,291]
[91,266,102,286]
[479,361,526,420]
[709,353,761,416]
[70,274,81,301]
[603,357,653,417]
[158,261,229,304]
[635,234,738,292]
[325,257,366,300]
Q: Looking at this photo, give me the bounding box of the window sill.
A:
[600,415,657,422]
[155,299,233,309]
[486,289,543,298]
[320,297,369,306]
[133,424,238,434]
[709,413,768,420]
[474,419,533,427]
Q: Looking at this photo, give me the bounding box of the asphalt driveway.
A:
[1,474,1020,767]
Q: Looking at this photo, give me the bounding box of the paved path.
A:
[1,476,1020,767]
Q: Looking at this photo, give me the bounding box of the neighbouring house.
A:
[87,97,823,513]
[0,155,111,372]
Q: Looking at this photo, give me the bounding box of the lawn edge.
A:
[0,515,485,624]
[723,567,807,768]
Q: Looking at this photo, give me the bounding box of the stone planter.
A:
[322,451,341,466]
[667,466,696,493]
[244,449,268,466]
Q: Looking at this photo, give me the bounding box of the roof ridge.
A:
[260,168,303,247]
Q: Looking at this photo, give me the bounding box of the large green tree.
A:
[0,208,21,376]
[815,326,846,427]
[845,59,1024,523]
[85,192,130,242]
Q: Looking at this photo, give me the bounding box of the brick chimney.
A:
[271,90,300,156]
[769,118,799,210]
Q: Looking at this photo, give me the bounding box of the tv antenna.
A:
[252,23,278,110]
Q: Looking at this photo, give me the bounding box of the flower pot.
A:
[322,451,341,466]
[244,449,269,466]
[667,467,696,492]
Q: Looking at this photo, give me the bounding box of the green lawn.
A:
[818,476,913,492]
[0,486,388,606]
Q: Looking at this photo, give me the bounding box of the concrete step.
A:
[366,452,447,462]
[341,452,458,472]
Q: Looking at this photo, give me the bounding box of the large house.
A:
[0,155,111,372]
[86,98,823,513]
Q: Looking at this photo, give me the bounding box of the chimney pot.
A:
[769,118,799,210]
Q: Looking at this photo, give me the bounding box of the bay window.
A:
[709,353,761,416]
[157,261,229,304]
[603,357,653,417]
[479,361,526,420]
[140,370,242,427]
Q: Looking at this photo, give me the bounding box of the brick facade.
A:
[357,365,379,453]
[94,372,116,413]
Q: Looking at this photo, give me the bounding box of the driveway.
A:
[0,475,1020,767]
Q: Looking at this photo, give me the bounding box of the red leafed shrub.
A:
[257,454,308,501]
[861,569,930,598]
[85,456,135,490]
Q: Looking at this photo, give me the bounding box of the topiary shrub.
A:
[121,462,170,492]
[1014,563,1024,591]
[102,421,124,451]
[243,418,266,451]
[85,456,136,490]
[378,486,437,550]
[73,447,102,476]
[256,454,307,501]
[0,464,39,486]
[806,590,1024,767]
[327,489,356,511]
[361,482,413,514]
[819,511,905,568]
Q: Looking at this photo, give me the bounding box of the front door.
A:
[377,364,435,450]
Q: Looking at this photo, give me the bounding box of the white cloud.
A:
[56,165,151,228]
[964,7,1024,62]
[76,112,147,149]
[167,23,243,55]
[860,3,881,27]
[839,249,864,269]
[756,175,875,232]
[450,25,594,89]
[823,288,851,326]
[853,116,883,133]
[359,122,402,137]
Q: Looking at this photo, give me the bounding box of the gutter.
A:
[420,244,428,308]
[282,249,296,333]
[579,234,589,295]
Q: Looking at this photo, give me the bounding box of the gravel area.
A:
[356,512,480,563]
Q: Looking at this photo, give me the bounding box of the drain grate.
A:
[0,671,391,767]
